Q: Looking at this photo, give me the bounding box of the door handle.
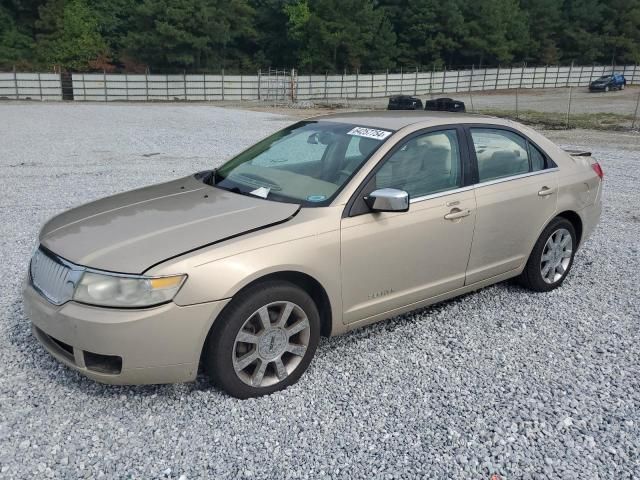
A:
[444,208,471,220]
[538,186,555,197]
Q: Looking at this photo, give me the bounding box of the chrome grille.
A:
[30,249,75,305]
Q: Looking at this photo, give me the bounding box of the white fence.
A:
[294,64,639,100]
[0,72,62,100]
[1,65,638,102]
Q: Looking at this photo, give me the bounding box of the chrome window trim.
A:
[409,167,558,204]
[474,167,559,188]
[410,185,474,204]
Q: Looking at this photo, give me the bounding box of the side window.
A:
[471,128,529,182]
[530,144,546,172]
[374,129,462,198]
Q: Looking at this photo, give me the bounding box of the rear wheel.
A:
[518,217,576,292]
[204,281,320,398]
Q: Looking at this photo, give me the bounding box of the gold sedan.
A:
[23,111,602,398]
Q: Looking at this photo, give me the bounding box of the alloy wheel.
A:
[232,301,310,387]
[540,228,573,284]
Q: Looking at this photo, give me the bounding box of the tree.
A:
[460,0,529,66]
[0,4,35,68]
[600,0,640,64]
[251,0,298,68]
[35,0,108,71]
[381,0,465,68]
[558,0,606,63]
[284,0,397,72]
[520,0,563,64]
[124,0,256,72]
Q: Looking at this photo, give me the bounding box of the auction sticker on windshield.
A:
[347,127,392,140]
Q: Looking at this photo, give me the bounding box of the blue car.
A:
[589,73,627,92]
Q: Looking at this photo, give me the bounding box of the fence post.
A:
[257,69,261,100]
[103,70,108,102]
[414,67,418,95]
[430,64,435,98]
[37,72,43,101]
[13,67,18,100]
[507,65,512,90]
[384,69,388,97]
[442,65,446,92]
[515,86,519,119]
[183,71,187,100]
[165,74,169,100]
[341,70,344,99]
[496,65,500,90]
[290,69,295,102]
[324,71,328,100]
[469,64,475,112]
[355,69,359,99]
[400,67,403,94]
[221,68,225,101]
[125,73,129,101]
[578,65,583,88]
[566,86,573,128]
[632,89,640,129]
[145,69,149,101]
[567,61,573,87]
[482,66,487,91]
[455,68,460,93]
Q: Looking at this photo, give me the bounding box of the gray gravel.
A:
[1,102,639,479]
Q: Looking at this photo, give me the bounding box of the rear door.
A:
[464,126,558,284]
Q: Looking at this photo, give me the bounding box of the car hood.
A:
[39,174,299,273]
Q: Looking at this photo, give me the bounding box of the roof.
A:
[311,110,506,131]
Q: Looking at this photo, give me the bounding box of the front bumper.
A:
[23,283,229,384]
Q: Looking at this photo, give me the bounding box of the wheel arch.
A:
[556,210,583,247]
[211,270,334,338]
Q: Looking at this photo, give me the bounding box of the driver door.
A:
[340,128,476,324]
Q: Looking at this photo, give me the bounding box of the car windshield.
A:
[210,121,391,206]
[597,75,612,81]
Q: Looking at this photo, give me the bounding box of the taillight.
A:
[591,162,604,179]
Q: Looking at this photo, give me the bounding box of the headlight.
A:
[73,271,186,308]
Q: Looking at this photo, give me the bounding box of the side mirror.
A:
[364,188,409,213]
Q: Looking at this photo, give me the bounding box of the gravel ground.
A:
[1,103,639,479]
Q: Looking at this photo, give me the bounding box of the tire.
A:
[518,217,577,292]
[204,280,320,399]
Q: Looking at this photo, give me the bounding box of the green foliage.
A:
[123,0,256,72]
[35,0,107,71]
[0,0,639,72]
[0,4,35,68]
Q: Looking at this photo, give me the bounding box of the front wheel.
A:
[204,281,320,398]
[518,217,577,292]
